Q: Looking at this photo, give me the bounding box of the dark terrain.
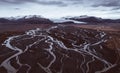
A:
[0,16,120,73]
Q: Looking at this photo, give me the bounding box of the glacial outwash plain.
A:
[0,16,120,73]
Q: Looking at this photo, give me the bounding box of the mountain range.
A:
[0,15,53,24]
[1,15,120,24]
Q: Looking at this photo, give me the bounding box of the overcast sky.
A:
[0,0,120,19]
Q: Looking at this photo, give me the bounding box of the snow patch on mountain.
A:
[50,18,87,24]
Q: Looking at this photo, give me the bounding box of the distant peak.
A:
[22,15,43,19]
[5,15,44,20]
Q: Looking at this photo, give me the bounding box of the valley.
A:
[0,24,120,73]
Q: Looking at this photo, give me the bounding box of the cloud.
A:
[111,7,120,10]
[37,1,67,6]
[91,0,120,8]
[14,8,20,10]
[0,0,120,10]
[0,0,66,6]
[0,0,32,4]
[0,0,84,6]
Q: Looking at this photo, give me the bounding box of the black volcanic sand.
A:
[0,25,120,73]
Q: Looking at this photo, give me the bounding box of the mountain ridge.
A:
[1,15,120,24]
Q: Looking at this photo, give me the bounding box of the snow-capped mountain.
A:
[1,15,120,24]
[50,18,87,24]
[6,15,43,20]
[0,15,53,24]
[65,15,120,23]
